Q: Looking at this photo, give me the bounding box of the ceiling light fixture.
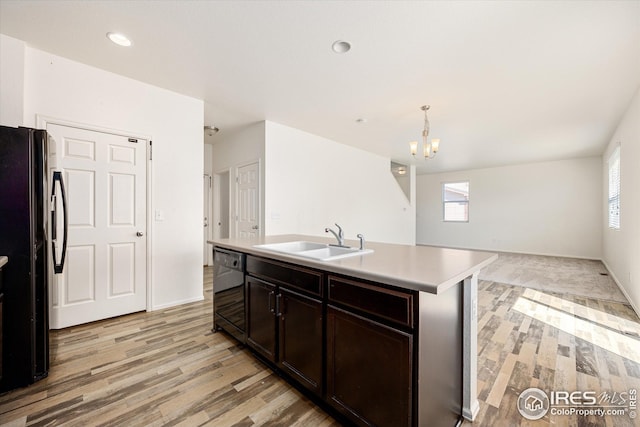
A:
[410,105,440,160]
[204,125,219,136]
[331,40,351,54]
[106,32,132,47]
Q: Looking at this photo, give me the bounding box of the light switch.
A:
[154,209,164,222]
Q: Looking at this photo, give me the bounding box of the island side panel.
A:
[417,281,463,427]
[462,272,479,420]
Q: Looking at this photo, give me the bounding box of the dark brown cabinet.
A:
[0,266,3,382]
[327,275,415,427]
[245,256,324,397]
[246,276,277,361]
[278,287,323,395]
[327,306,413,427]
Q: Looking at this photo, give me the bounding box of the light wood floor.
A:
[1,268,639,426]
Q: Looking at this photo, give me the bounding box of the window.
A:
[443,181,469,222]
[608,146,620,229]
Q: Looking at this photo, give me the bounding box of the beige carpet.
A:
[478,252,627,303]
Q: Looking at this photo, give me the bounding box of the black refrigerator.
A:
[0,125,67,392]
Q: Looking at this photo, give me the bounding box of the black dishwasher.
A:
[213,248,246,343]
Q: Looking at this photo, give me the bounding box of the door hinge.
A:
[149,141,153,160]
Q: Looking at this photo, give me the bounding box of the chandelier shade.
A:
[410,105,440,160]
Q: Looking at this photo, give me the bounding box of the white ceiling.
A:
[1,0,639,174]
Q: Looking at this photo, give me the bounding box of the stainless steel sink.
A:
[297,245,374,261]
[254,241,373,261]
[254,241,327,253]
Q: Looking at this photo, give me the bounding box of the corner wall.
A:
[416,157,602,259]
[264,121,416,245]
[0,34,25,126]
[602,88,640,313]
[21,46,204,310]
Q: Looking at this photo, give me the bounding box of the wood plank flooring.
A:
[1,268,639,426]
[464,281,640,427]
[0,268,338,427]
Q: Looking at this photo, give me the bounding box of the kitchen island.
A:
[0,256,6,384]
[209,235,497,427]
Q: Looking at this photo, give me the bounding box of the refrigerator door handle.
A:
[51,171,68,274]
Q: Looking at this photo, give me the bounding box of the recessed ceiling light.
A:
[107,32,132,47]
[332,40,351,54]
[356,118,367,123]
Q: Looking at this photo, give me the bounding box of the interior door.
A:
[46,123,147,329]
[236,162,260,238]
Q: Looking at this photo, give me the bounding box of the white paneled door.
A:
[47,123,147,329]
[237,162,260,238]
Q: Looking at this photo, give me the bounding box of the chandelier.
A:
[409,105,440,159]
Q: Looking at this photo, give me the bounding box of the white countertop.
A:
[0,256,7,268]
[209,235,497,294]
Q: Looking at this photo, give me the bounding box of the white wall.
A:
[211,122,265,238]
[204,142,214,176]
[416,157,602,259]
[21,46,204,310]
[0,34,25,126]
[602,88,640,313]
[264,121,416,245]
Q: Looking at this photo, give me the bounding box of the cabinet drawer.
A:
[328,275,414,328]
[246,255,323,297]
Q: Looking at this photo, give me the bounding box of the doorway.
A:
[236,162,260,238]
[44,121,149,329]
[213,170,230,240]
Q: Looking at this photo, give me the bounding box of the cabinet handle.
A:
[268,291,275,315]
[276,294,283,317]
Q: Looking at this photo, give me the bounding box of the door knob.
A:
[252,225,259,230]
[136,231,144,237]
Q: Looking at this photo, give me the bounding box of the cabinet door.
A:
[246,277,277,363]
[327,306,413,427]
[278,287,323,397]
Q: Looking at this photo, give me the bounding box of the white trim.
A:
[151,295,204,311]
[602,259,640,318]
[36,115,150,141]
[442,180,470,223]
[146,139,153,313]
[36,114,154,314]
[203,173,213,266]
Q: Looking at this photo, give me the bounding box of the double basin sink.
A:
[254,240,374,262]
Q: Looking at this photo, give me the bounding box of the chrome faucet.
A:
[325,223,347,247]
[357,234,365,251]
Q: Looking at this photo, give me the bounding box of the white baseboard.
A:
[150,295,205,311]
[462,400,480,421]
[601,259,640,318]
